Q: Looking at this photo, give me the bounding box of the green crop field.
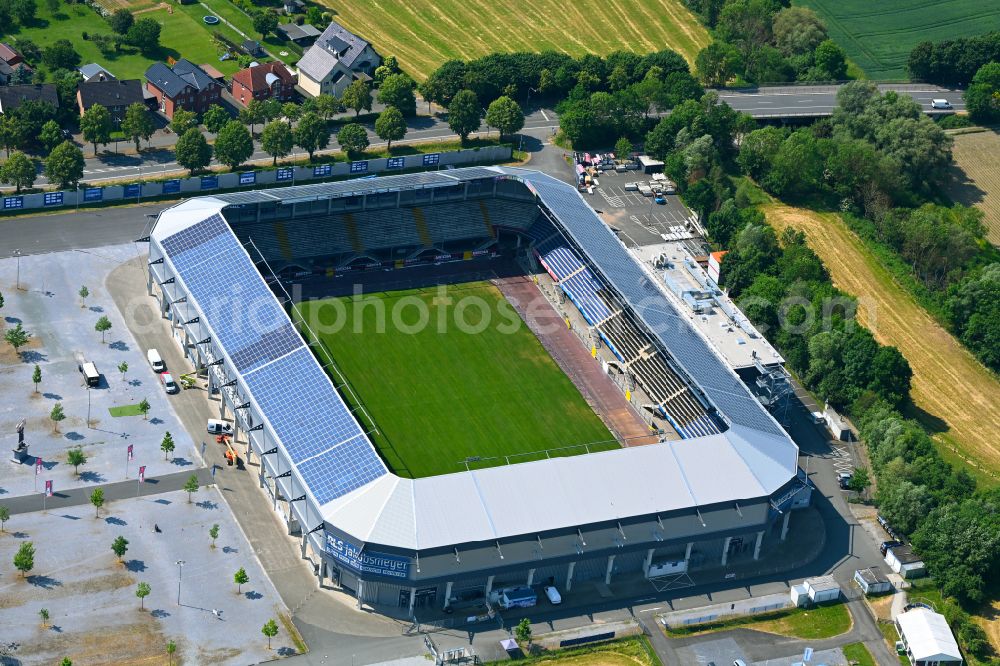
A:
[294,282,617,479]
[318,0,710,80]
[794,0,1000,80]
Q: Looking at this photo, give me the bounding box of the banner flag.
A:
[138,466,146,483]
[127,444,134,461]
[45,480,53,497]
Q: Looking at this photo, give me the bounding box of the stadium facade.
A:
[146,166,810,613]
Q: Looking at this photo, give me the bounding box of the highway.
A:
[716,82,966,118]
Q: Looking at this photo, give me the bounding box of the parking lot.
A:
[586,170,699,248]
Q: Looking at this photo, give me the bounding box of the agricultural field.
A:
[295,282,617,479]
[761,203,1000,481]
[1,0,243,80]
[794,0,1000,79]
[318,0,710,80]
[946,130,1000,246]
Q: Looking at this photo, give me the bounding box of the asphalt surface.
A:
[716,82,966,118]
[0,203,167,258]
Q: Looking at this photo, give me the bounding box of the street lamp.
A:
[175,560,185,605]
[14,248,21,290]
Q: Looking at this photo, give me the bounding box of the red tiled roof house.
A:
[231,61,297,107]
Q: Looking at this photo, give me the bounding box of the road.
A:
[25,108,558,188]
[716,82,966,118]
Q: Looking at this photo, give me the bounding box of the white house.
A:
[296,20,380,98]
[886,545,926,579]
[895,607,963,666]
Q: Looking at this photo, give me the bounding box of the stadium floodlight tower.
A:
[144,166,810,612]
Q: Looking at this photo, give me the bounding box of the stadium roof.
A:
[150,167,799,551]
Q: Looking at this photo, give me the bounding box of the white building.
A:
[895,607,963,666]
[296,20,380,98]
[854,567,892,595]
[886,545,926,579]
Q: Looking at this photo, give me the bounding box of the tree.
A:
[138,398,150,420]
[39,607,49,627]
[0,114,26,158]
[108,7,134,34]
[261,98,282,125]
[66,446,86,472]
[183,474,199,503]
[170,108,198,136]
[174,127,212,175]
[95,315,112,343]
[125,17,161,52]
[166,640,177,665]
[377,73,416,116]
[341,79,372,118]
[420,60,467,109]
[31,364,42,393]
[161,431,175,460]
[293,112,330,161]
[109,536,131,564]
[515,618,532,645]
[1,151,36,193]
[965,62,1000,124]
[239,98,266,137]
[118,361,128,381]
[262,618,278,648]
[261,120,293,165]
[373,54,400,86]
[78,285,89,307]
[61,660,72,666]
[42,40,80,70]
[214,120,253,170]
[485,96,524,140]
[337,123,369,157]
[14,541,35,578]
[234,567,249,593]
[695,41,743,86]
[209,524,220,549]
[374,106,406,152]
[773,6,828,56]
[11,0,36,25]
[868,346,912,407]
[44,141,85,189]
[91,488,105,518]
[848,466,871,497]
[811,39,848,81]
[0,505,8,532]
[5,322,31,356]
[877,479,932,535]
[121,103,154,152]
[614,137,632,161]
[281,102,302,123]
[202,105,230,133]
[313,94,339,120]
[136,581,150,609]
[251,9,278,39]
[39,120,63,154]
[81,104,112,157]
[447,90,483,143]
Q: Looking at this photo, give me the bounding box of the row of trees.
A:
[685,0,848,85]
[908,30,1000,85]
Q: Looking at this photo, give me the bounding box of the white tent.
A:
[896,607,962,664]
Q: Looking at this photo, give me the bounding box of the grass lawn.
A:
[793,0,1000,79]
[317,0,710,80]
[108,404,145,417]
[877,621,909,665]
[2,1,240,80]
[294,282,617,478]
[664,602,852,640]
[761,202,1000,484]
[842,642,876,666]
[504,637,662,666]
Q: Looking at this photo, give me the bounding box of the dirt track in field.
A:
[761,203,1000,478]
[495,275,660,449]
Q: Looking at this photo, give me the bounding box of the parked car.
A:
[654,194,666,204]
[543,585,562,604]
[147,348,165,372]
[160,371,179,394]
[880,540,903,556]
[624,182,639,191]
[207,418,234,436]
[930,98,952,109]
[838,472,853,489]
[79,361,100,387]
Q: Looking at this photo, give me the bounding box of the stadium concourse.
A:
[144,166,811,614]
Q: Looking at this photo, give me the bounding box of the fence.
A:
[0,145,512,213]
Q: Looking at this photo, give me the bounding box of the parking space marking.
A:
[596,187,625,208]
[829,442,856,475]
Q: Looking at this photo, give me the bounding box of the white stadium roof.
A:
[149,167,799,550]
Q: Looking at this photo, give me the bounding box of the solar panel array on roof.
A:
[160,213,231,257]
[512,169,785,438]
[297,435,387,504]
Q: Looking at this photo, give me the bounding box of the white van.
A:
[79,361,100,387]
[207,419,234,436]
[147,349,165,372]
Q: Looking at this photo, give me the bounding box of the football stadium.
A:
[146,166,811,613]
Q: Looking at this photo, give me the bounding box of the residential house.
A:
[79,63,116,83]
[0,83,59,114]
[282,0,304,15]
[231,61,297,106]
[295,20,380,98]
[895,607,963,666]
[277,22,321,46]
[0,43,32,85]
[77,79,145,127]
[145,59,224,118]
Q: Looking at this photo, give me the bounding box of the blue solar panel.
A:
[297,435,387,504]
[170,227,245,275]
[229,322,303,373]
[243,347,367,463]
[161,214,230,257]
[519,171,785,438]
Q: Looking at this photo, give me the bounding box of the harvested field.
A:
[318,0,710,79]
[946,129,1000,246]
[761,203,1000,480]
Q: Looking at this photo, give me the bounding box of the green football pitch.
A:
[294,282,617,479]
